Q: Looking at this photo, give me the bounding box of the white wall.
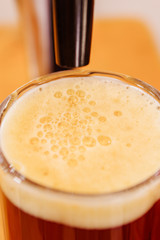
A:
[1,0,160,48]
[95,0,160,49]
[0,0,18,24]
[1,0,160,26]
[1,0,160,24]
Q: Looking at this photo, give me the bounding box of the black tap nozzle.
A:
[53,0,94,68]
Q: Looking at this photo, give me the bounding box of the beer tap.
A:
[18,0,94,77]
[52,0,94,70]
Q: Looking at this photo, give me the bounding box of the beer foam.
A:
[1,75,160,228]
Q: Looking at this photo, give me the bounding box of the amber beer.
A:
[1,70,160,240]
[1,195,160,240]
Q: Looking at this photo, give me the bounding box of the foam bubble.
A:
[30,137,39,145]
[67,89,75,95]
[76,90,85,98]
[69,137,81,146]
[83,107,90,113]
[68,96,78,105]
[64,112,71,119]
[89,100,96,106]
[59,147,68,156]
[114,110,122,116]
[51,145,59,152]
[37,131,43,138]
[54,91,62,98]
[79,146,86,152]
[59,139,68,146]
[41,139,47,144]
[83,136,96,147]
[97,135,112,146]
[43,124,52,131]
[86,127,92,135]
[98,116,106,122]
[44,151,49,156]
[91,112,98,117]
[39,116,52,123]
[126,143,131,147]
[45,132,54,139]
[70,146,76,152]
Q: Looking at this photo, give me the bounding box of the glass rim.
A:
[1,68,160,199]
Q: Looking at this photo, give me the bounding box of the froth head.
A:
[1,70,160,228]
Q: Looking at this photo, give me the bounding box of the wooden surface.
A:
[0,19,160,239]
[89,19,160,90]
[0,26,29,103]
[0,19,160,103]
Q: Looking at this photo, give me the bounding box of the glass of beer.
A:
[1,69,160,240]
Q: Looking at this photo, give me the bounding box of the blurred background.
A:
[0,0,160,103]
[1,0,160,239]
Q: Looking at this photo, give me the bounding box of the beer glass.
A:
[1,69,160,240]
